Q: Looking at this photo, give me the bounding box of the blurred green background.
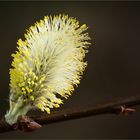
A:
[0,1,140,139]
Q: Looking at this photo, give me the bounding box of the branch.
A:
[0,94,140,133]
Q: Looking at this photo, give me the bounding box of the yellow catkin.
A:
[8,14,91,115]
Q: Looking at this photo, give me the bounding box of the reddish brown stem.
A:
[0,94,140,133]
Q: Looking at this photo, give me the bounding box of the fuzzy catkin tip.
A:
[8,14,91,115]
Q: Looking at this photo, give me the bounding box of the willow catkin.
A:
[5,14,91,125]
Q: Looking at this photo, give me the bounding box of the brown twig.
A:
[0,94,140,133]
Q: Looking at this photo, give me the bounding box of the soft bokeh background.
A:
[0,1,140,139]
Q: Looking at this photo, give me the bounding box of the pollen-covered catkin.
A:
[5,14,91,125]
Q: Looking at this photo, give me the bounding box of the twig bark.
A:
[0,94,140,133]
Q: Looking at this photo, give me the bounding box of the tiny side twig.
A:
[0,94,140,133]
